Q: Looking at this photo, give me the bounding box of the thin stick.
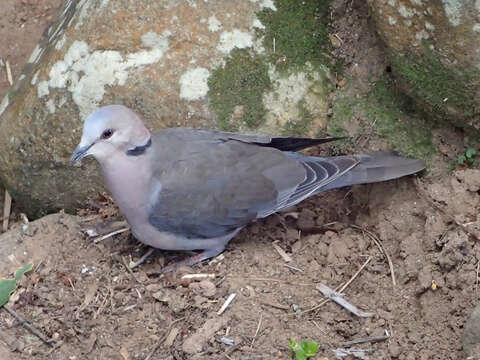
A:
[338,256,372,293]
[129,247,155,269]
[93,227,129,243]
[181,273,216,280]
[2,306,53,346]
[316,283,375,317]
[290,256,372,317]
[341,333,390,347]
[121,256,142,283]
[250,313,263,348]
[476,261,479,294]
[2,189,11,232]
[284,264,304,273]
[144,317,185,360]
[5,61,13,85]
[260,300,290,311]
[217,293,236,315]
[272,242,292,262]
[350,224,396,287]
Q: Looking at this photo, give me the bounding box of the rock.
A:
[463,303,480,357]
[366,0,480,128]
[182,316,230,354]
[0,0,334,216]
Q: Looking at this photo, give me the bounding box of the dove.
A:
[70,105,425,271]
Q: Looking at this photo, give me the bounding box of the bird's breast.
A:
[100,157,151,224]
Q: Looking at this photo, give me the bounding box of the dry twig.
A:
[341,332,390,347]
[476,261,480,294]
[2,306,53,347]
[291,256,372,317]
[272,241,292,262]
[121,256,142,283]
[93,227,130,243]
[250,313,263,348]
[217,293,236,315]
[317,283,375,317]
[284,264,304,273]
[5,60,13,85]
[181,273,216,280]
[144,317,185,360]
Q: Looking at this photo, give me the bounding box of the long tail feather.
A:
[317,152,426,192]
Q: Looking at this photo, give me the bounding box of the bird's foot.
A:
[129,247,156,269]
[162,247,225,273]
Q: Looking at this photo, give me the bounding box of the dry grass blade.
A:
[93,227,130,243]
[5,60,13,85]
[338,256,372,293]
[350,224,396,287]
[250,313,263,348]
[144,317,185,360]
[2,189,11,232]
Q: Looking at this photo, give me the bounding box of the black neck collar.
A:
[126,138,152,156]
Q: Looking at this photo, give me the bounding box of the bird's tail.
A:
[316,151,426,192]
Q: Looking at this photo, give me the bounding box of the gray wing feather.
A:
[256,155,359,217]
[147,132,306,238]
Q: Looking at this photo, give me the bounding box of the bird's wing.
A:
[161,127,345,151]
[146,129,357,239]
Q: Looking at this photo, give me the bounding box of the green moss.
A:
[282,99,313,136]
[329,78,436,159]
[256,0,332,71]
[328,97,356,137]
[207,49,271,131]
[364,79,436,159]
[391,44,479,121]
[207,0,337,132]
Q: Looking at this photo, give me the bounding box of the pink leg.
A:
[161,247,225,273]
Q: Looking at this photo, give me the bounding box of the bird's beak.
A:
[69,144,93,164]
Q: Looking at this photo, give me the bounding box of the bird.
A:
[70,105,425,271]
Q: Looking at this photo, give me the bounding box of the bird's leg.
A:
[129,247,156,269]
[161,247,225,273]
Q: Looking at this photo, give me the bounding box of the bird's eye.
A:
[101,129,114,139]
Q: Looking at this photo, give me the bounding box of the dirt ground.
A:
[1,1,480,360]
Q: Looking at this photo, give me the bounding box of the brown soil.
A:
[1,1,480,360]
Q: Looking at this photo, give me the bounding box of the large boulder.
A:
[367,0,480,128]
[0,0,333,217]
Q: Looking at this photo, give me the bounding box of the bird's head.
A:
[70,105,151,164]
